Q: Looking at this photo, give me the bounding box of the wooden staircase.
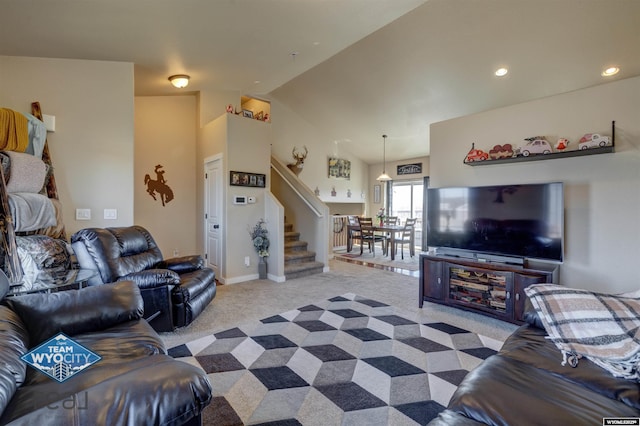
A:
[284,222,324,279]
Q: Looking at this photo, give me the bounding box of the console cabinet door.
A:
[513,273,549,323]
[421,257,444,304]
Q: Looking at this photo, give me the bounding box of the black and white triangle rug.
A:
[168,293,502,426]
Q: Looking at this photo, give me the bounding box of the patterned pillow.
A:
[525,284,640,380]
[15,235,71,276]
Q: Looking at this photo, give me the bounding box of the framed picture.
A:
[242,109,254,119]
[328,157,351,180]
[230,171,265,188]
[373,184,381,204]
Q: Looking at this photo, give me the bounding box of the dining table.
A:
[346,223,411,261]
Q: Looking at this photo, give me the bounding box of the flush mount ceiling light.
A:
[601,66,620,77]
[377,134,391,181]
[168,74,190,88]
[495,67,508,77]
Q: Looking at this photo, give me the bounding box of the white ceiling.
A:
[2,0,639,163]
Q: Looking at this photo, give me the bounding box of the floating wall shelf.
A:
[464,121,615,167]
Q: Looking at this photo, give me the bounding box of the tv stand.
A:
[419,253,559,324]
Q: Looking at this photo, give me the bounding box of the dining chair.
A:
[379,216,398,255]
[385,216,398,225]
[347,215,361,252]
[393,218,417,259]
[357,217,385,255]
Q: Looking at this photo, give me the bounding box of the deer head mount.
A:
[287,146,308,176]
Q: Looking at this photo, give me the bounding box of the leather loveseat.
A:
[0,278,212,425]
[428,302,640,425]
[71,226,216,332]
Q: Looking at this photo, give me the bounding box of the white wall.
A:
[198,113,272,283]
[270,99,369,207]
[0,55,134,237]
[135,95,197,256]
[368,155,429,217]
[430,76,640,293]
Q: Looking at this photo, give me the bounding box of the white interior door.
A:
[204,157,222,278]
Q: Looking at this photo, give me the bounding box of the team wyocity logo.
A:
[21,333,101,382]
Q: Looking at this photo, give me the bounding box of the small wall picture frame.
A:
[242,110,254,119]
[328,157,351,180]
[373,184,381,203]
[230,171,266,188]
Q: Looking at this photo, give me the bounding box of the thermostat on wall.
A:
[233,195,247,205]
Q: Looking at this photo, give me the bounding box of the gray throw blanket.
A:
[7,192,56,232]
[525,284,640,381]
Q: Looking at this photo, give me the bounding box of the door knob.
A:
[213,224,219,229]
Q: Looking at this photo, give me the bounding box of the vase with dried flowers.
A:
[249,219,269,278]
[376,207,386,226]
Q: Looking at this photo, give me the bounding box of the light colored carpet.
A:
[168,293,505,425]
[160,259,517,351]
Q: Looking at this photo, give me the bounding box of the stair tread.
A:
[284,261,324,273]
[285,240,307,248]
[284,250,316,260]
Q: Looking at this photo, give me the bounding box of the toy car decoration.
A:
[555,138,570,151]
[578,133,610,150]
[464,143,489,162]
[489,144,514,159]
[515,136,552,157]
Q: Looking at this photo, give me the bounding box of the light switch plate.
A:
[104,209,118,220]
[76,209,91,220]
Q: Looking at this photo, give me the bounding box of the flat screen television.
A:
[426,182,564,264]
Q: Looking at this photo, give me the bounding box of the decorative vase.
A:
[258,257,267,279]
[379,218,383,226]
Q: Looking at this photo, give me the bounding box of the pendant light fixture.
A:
[377,134,391,181]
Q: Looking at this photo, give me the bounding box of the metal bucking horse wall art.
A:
[144,164,174,206]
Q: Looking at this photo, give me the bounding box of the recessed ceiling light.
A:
[254,80,261,84]
[601,66,620,77]
[495,68,508,77]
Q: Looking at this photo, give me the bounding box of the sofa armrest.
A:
[156,255,204,273]
[6,281,144,346]
[118,269,180,290]
[1,354,212,425]
[522,297,545,330]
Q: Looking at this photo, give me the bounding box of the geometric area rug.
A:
[167,294,502,426]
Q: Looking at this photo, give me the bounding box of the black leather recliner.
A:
[0,276,212,425]
[70,225,216,331]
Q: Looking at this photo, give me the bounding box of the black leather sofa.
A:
[0,278,212,425]
[428,304,640,425]
[71,226,216,332]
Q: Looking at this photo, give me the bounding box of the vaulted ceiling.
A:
[2,0,639,163]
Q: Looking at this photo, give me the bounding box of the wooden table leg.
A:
[390,232,396,260]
